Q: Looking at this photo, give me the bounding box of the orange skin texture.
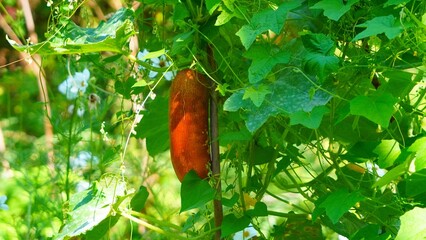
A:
[169,69,210,181]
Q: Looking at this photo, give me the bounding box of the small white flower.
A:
[70,151,99,169]
[59,68,90,100]
[233,224,258,240]
[0,195,9,210]
[46,0,53,7]
[137,49,175,80]
[75,180,90,192]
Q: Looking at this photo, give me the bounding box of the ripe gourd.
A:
[169,69,210,181]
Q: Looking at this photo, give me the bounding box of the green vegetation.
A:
[1,0,426,239]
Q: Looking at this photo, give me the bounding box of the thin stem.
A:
[210,83,223,240]
[266,190,311,214]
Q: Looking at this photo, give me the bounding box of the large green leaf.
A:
[350,92,397,128]
[301,33,339,81]
[236,0,301,49]
[134,97,170,156]
[55,175,127,239]
[221,214,251,238]
[395,207,426,240]
[289,105,329,129]
[180,171,215,212]
[310,0,360,21]
[353,15,403,41]
[244,44,291,83]
[313,189,365,224]
[223,71,332,132]
[7,8,135,55]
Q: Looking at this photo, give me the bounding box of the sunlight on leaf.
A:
[55,175,127,240]
[205,0,221,15]
[7,8,135,55]
[373,139,400,168]
[395,207,426,240]
[408,137,426,170]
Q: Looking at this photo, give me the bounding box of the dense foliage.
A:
[1,0,426,239]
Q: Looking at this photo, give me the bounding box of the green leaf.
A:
[171,31,194,55]
[353,15,403,41]
[313,189,365,224]
[289,105,329,129]
[130,186,149,212]
[138,49,166,60]
[408,137,426,170]
[350,92,397,128]
[246,202,268,217]
[221,214,251,238]
[205,0,221,15]
[223,70,332,132]
[301,34,339,80]
[222,193,240,207]
[180,171,215,212]
[244,44,291,83]
[351,224,391,240]
[249,145,276,165]
[236,1,301,49]
[219,129,252,146]
[373,159,410,188]
[384,0,412,7]
[343,141,380,163]
[173,3,189,23]
[215,7,236,26]
[405,169,426,197]
[242,85,271,107]
[301,33,335,55]
[115,77,136,99]
[55,175,127,239]
[395,207,426,240]
[132,79,154,88]
[373,139,400,168]
[134,97,170,156]
[84,216,120,240]
[380,70,418,98]
[7,8,135,55]
[310,0,360,21]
